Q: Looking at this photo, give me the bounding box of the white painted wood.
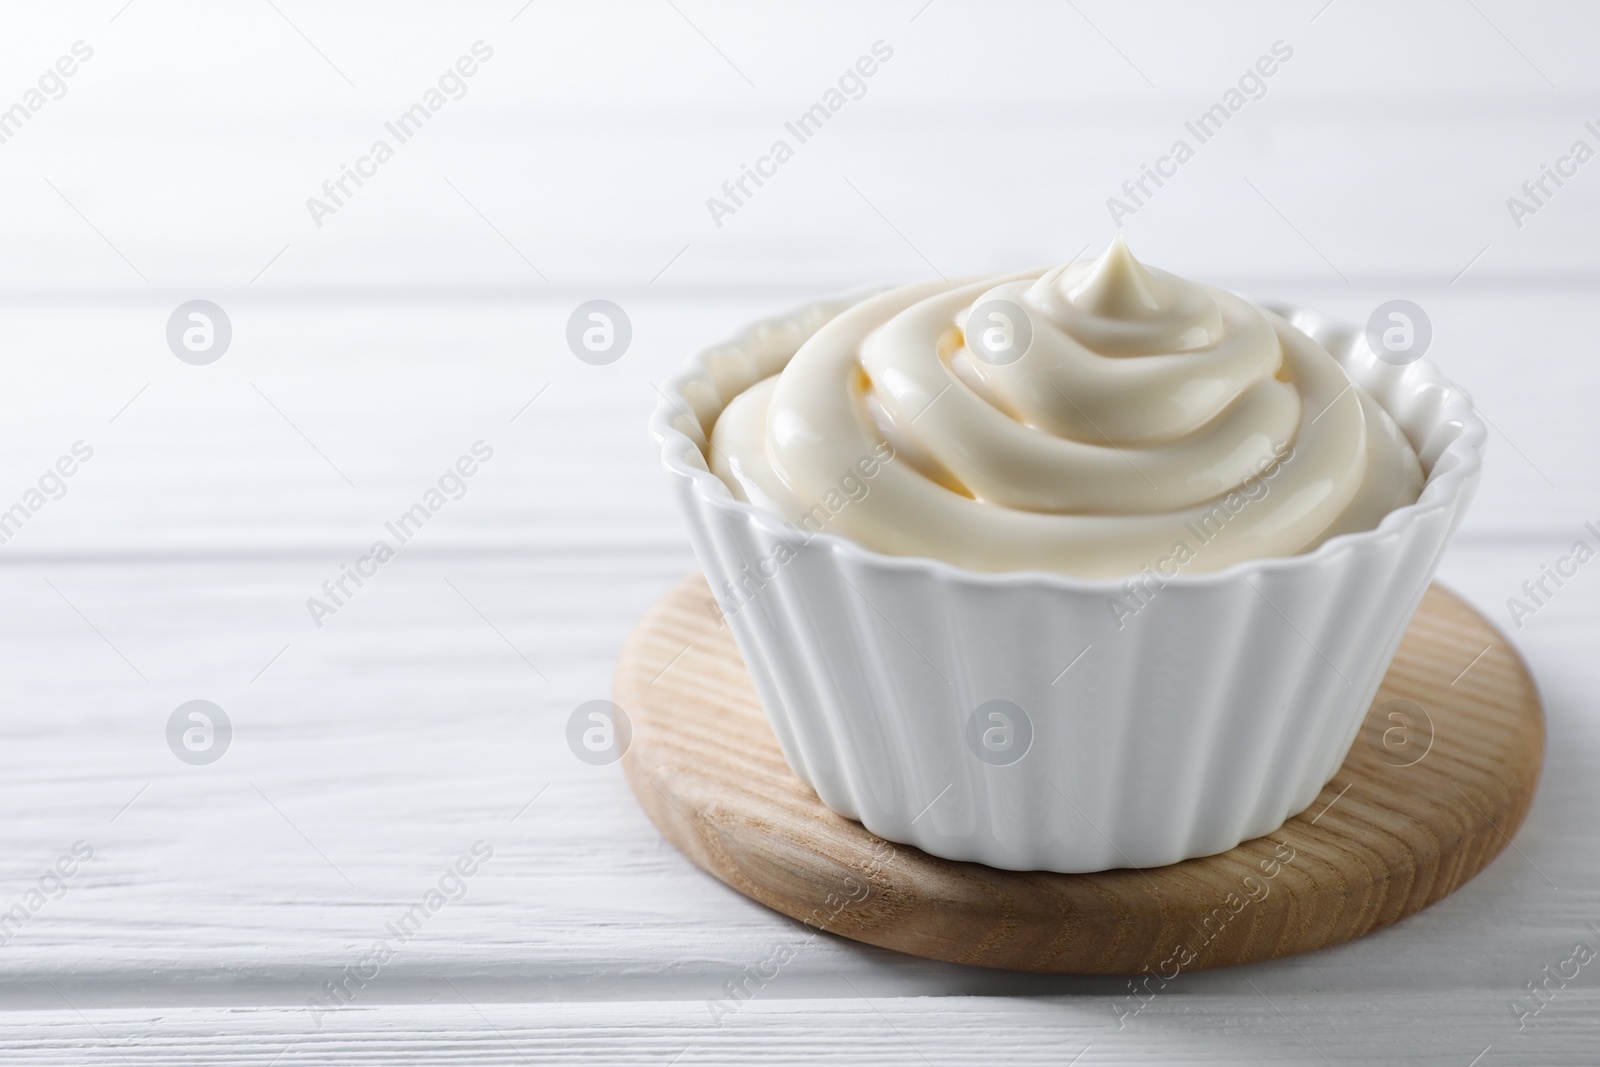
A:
[0,994,1597,1065]
[0,0,1596,1061]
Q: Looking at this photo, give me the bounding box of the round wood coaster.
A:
[615,574,1544,974]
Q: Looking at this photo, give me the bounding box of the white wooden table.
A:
[0,2,1596,1063]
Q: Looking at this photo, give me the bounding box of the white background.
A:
[0,1,1595,1063]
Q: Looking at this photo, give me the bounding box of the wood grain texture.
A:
[618,575,1545,974]
[8,993,1600,1067]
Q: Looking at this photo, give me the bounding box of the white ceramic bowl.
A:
[651,294,1485,873]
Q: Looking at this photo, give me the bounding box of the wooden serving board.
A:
[616,574,1544,974]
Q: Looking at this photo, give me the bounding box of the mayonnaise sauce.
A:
[710,238,1423,578]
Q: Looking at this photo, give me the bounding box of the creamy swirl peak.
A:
[710,238,1424,578]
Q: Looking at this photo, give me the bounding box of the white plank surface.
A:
[1,1,1598,1063]
[3,994,1599,1065]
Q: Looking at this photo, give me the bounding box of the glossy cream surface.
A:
[710,239,1423,578]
